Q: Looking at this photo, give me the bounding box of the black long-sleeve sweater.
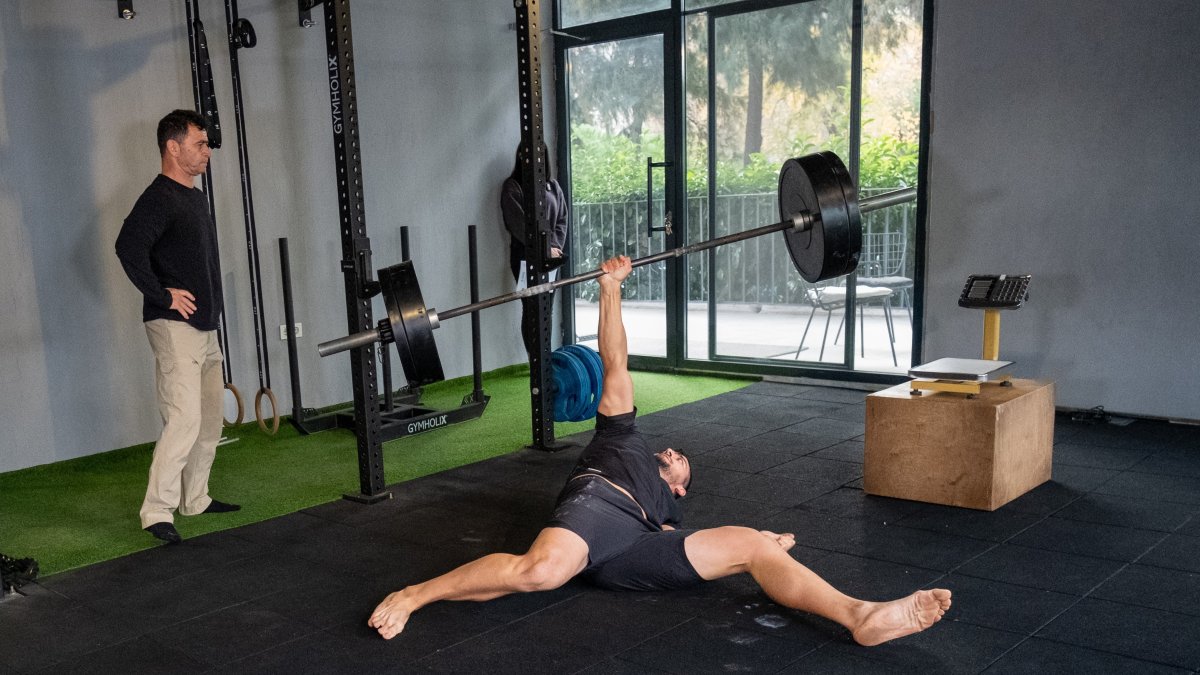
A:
[115,174,223,331]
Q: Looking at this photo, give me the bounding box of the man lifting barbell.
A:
[368,254,951,645]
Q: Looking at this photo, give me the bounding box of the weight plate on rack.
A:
[378,261,445,386]
[561,344,603,420]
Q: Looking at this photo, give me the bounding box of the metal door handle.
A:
[646,156,673,237]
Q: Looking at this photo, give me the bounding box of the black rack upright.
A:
[313,0,388,503]
[298,0,491,501]
[514,0,562,452]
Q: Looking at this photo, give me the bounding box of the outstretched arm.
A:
[596,255,633,417]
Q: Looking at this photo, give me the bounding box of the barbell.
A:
[317,151,917,386]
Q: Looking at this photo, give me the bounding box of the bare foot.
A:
[368,589,416,640]
[759,530,796,552]
[851,589,952,647]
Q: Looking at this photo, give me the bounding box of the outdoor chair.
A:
[795,282,897,366]
[860,229,913,324]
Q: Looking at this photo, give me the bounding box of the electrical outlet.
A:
[279,323,303,340]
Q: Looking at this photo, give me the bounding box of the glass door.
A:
[564,34,674,358]
[685,2,855,368]
[558,0,923,375]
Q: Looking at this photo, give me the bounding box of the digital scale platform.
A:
[909,274,1030,397]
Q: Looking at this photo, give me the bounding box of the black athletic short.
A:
[547,477,703,592]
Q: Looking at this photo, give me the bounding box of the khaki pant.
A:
[139,319,224,528]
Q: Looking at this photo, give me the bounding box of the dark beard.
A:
[655,453,668,469]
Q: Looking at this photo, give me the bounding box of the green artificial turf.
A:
[0,366,749,577]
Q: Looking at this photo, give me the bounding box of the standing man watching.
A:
[116,109,240,545]
[369,255,952,646]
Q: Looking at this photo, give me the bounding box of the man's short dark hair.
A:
[157,109,207,155]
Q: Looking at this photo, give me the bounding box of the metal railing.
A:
[570,188,914,307]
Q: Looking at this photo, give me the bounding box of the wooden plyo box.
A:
[864,379,1055,511]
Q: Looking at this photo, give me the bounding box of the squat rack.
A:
[297,0,556,501]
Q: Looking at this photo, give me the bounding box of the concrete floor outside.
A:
[573,300,913,375]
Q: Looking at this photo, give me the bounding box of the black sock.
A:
[203,500,241,514]
[144,522,182,544]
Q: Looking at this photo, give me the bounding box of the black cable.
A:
[1070,405,1110,424]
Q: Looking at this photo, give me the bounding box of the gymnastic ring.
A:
[223,382,244,427]
[254,387,280,435]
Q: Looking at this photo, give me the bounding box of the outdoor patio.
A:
[574,300,912,375]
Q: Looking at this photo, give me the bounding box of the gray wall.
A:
[0,0,553,472]
[923,0,1200,421]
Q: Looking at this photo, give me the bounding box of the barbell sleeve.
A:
[317,326,381,357]
[860,186,917,213]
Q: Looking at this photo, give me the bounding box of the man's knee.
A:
[711,525,763,541]
[721,526,785,550]
[726,527,795,570]
[515,551,577,592]
[686,526,782,578]
[160,417,202,446]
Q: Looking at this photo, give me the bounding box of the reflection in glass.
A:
[686,1,852,364]
[681,1,922,373]
[559,0,669,29]
[566,36,668,357]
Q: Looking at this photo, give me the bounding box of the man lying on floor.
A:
[369,255,952,646]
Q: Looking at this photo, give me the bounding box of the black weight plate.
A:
[826,151,862,277]
[777,151,862,282]
[378,261,445,386]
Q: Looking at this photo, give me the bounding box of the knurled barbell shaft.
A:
[438,215,801,322]
[316,185,915,357]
